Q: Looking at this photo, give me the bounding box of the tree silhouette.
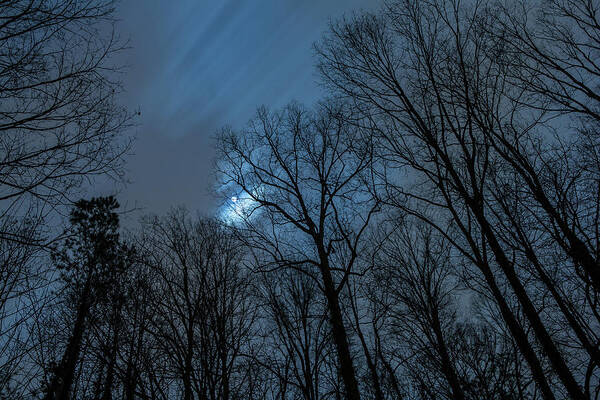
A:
[217,102,381,400]
[44,196,134,400]
[0,0,132,246]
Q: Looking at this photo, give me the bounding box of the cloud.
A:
[112,0,377,214]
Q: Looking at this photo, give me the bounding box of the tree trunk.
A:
[45,280,92,400]
[430,309,465,400]
[102,303,121,400]
[183,324,194,400]
[471,202,585,400]
[318,254,361,400]
[348,285,384,400]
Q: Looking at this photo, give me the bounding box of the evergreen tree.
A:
[43,197,134,400]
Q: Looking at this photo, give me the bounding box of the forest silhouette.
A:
[0,1,599,399]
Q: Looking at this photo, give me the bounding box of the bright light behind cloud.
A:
[219,190,258,224]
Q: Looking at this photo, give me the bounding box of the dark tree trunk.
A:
[45,281,92,400]
[101,306,121,400]
[430,137,582,400]
[348,285,384,400]
[183,324,194,400]
[430,309,465,400]
[472,204,586,400]
[318,255,361,400]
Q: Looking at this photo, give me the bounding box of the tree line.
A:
[1,0,599,399]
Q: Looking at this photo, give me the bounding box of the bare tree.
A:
[113,263,156,400]
[0,0,132,245]
[138,209,255,400]
[316,0,599,398]
[0,214,47,398]
[217,102,381,400]
[252,269,334,400]
[371,219,537,399]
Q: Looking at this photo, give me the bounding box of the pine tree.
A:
[43,197,134,400]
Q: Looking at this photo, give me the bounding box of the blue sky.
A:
[112,0,376,214]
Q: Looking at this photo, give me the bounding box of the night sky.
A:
[111,0,375,215]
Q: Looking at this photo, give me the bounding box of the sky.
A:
[109,0,376,216]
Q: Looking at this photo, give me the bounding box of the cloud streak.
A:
[113,0,375,214]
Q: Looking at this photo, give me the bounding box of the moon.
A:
[220,191,257,224]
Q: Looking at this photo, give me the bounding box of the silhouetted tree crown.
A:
[44,196,134,400]
[52,196,133,298]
